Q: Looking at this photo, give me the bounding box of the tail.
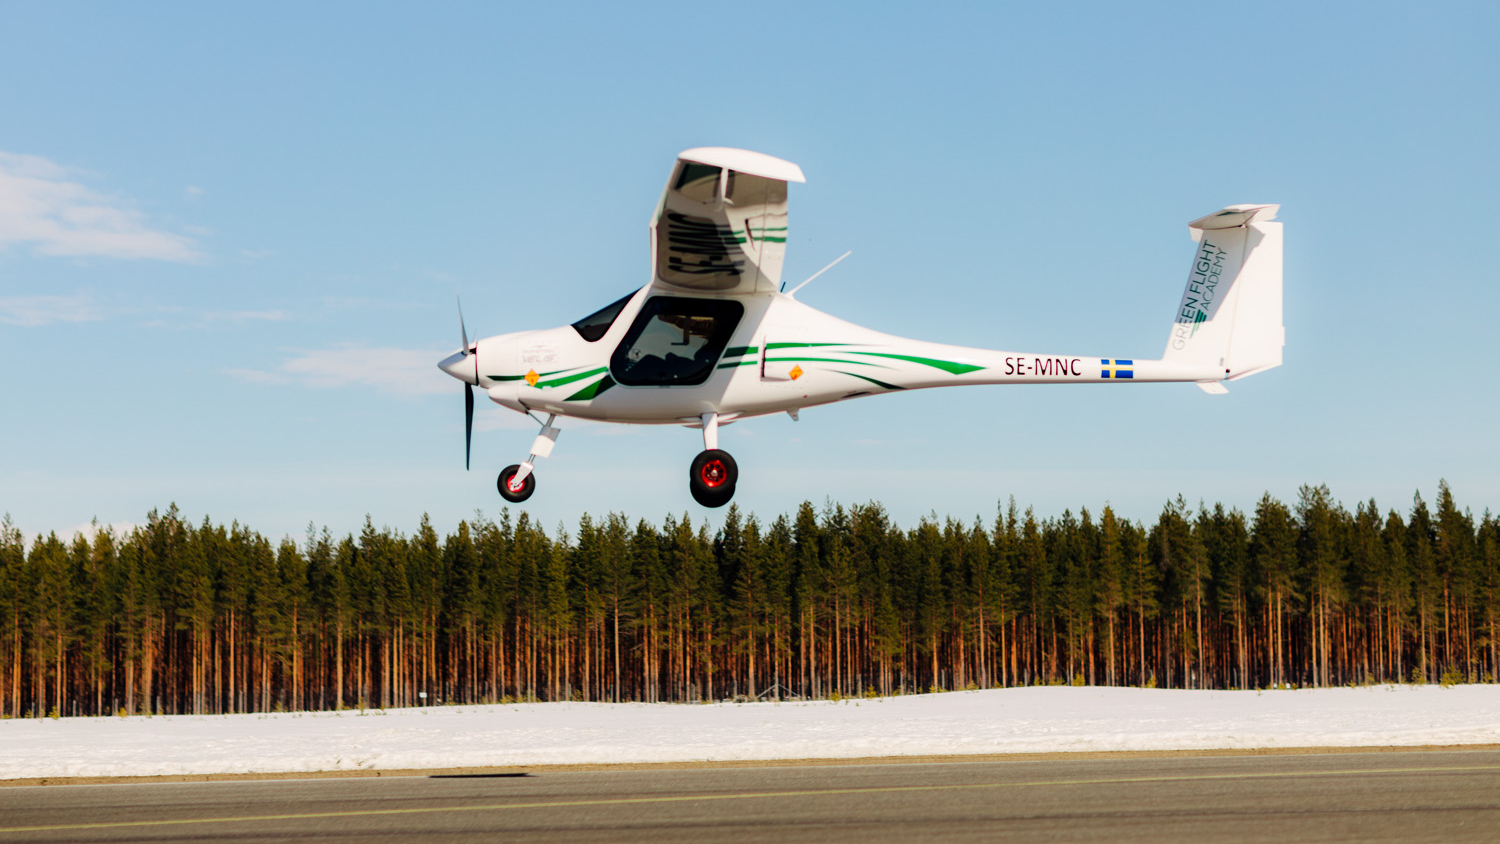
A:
[1162,204,1284,392]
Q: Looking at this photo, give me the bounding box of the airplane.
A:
[438,147,1283,508]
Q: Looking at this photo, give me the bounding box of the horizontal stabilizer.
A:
[1187,204,1279,234]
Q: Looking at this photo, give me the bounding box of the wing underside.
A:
[649,147,804,296]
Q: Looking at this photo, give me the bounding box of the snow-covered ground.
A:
[4,685,1499,779]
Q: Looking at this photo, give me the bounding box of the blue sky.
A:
[3,1,1497,543]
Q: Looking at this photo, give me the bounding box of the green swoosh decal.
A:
[836,371,905,391]
[764,357,885,367]
[536,367,608,388]
[847,352,984,375]
[488,367,573,382]
[564,374,616,401]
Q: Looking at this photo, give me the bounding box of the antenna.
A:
[784,250,852,299]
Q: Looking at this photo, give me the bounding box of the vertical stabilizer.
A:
[1163,204,1284,383]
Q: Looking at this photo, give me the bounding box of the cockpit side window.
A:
[610,296,744,387]
[570,291,635,342]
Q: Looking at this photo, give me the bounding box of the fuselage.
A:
[438,286,1220,426]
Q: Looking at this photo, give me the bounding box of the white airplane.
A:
[439,147,1283,507]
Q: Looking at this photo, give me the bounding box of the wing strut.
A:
[785,250,852,297]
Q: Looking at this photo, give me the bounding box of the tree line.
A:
[2,481,1497,718]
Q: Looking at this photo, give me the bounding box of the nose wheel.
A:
[689,449,737,508]
[494,413,556,505]
[498,464,536,503]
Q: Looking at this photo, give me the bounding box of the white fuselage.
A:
[445,286,1221,427]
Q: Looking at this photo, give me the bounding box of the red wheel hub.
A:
[507,475,526,492]
[699,459,728,488]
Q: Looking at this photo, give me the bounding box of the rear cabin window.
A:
[610,296,744,386]
[570,291,635,342]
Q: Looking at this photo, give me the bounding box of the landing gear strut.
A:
[497,413,558,504]
[689,412,737,508]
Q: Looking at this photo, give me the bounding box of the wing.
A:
[648,147,805,296]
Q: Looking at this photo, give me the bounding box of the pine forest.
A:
[2,481,1498,719]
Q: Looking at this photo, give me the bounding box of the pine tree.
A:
[1251,494,1298,687]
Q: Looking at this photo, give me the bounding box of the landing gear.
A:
[497,464,535,503]
[690,449,737,507]
[689,411,737,507]
[496,413,558,505]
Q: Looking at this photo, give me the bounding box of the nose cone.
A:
[438,349,477,385]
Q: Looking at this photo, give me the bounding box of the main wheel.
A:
[689,449,737,508]
[497,464,536,503]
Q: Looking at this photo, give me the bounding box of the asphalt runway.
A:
[2,750,1499,843]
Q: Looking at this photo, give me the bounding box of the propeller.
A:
[464,377,474,470]
[458,297,475,471]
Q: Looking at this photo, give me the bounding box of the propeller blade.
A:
[464,383,475,471]
[457,296,471,356]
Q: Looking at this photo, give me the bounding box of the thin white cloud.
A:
[205,309,288,323]
[0,151,200,261]
[224,367,289,386]
[229,344,453,397]
[0,293,102,326]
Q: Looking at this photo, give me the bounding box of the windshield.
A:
[570,291,635,342]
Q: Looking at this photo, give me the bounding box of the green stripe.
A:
[564,374,616,401]
[488,367,573,382]
[837,371,905,391]
[764,357,883,367]
[722,346,758,358]
[536,366,608,388]
[716,360,758,369]
[847,352,984,375]
[765,342,844,350]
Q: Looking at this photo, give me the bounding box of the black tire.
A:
[497,464,536,503]
[689,449,737,507]
[690,481,736,508]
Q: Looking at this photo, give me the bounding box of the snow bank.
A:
[4,685,1499,779]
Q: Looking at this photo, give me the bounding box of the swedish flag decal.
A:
[1100,359,1134,379]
